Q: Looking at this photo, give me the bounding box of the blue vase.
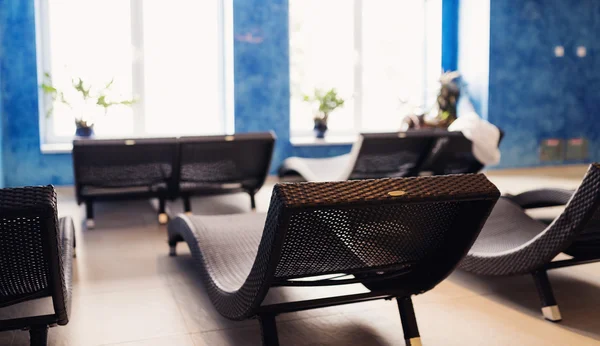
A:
[314,120,328,139]
[75,126,94,138]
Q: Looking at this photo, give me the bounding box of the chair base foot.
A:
[406,337,422,346]
[86,219,95,229]
[542,305,562,322]
[158,213,168,225]
[169,245,177,257]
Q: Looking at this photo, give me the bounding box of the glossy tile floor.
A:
[3,165,600,345]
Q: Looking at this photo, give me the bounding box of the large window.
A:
[36,0,233,143]
[290,0,442,136]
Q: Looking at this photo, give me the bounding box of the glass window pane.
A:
[361,0,426,132]
[289,0,355,135]
[47,0,134,137]
[143,0,222,136]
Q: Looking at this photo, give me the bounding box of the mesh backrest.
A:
[419,133,481,174]
[178,133,274,187]
[73,138,178,187]
[0,186,57,307]
[349,132,435,179]
[269,175,499,280]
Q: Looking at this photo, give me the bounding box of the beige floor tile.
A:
[103,333,195,346]
[47,287,187,346]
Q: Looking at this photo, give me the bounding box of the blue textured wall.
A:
[461,0,600,168]
[0,0,73,187]
[233,0,292,173]
[442,0,459,72]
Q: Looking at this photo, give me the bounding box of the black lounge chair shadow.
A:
[161,254,391,345]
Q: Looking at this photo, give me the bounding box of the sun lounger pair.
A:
[278,130,498,182]
[72,133,274,227]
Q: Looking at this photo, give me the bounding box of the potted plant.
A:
[41,73,136,137]
[303,88,345,139]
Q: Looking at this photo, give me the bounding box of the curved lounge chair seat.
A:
[279,154,352,182]
[460,163,600,322]
[168,175,500,345]
[505,188,574,209]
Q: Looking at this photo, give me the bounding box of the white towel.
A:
[448,100,501,166]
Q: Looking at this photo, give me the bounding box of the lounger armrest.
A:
[504,188,574,209]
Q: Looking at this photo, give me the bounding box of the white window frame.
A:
[289,0,440,138]
[35,0,235,145]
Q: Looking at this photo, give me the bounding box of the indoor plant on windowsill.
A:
[303,88,345,139]
[41,73,136,138]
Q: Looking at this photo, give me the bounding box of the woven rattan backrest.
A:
[0,186,59,308]
[72,138,178,188]
[419,132,480,175]
[348,132,436,179]
[547,163,600,258]
[266,175,499,281]
[178,132,275,188]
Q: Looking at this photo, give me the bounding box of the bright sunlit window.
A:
[289,0,442,136]
[36,0,233,143]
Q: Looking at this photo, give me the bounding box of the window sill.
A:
[41,143,72,154]
[290,135,357,147]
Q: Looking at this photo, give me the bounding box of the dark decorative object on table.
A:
[401,71,461,130]
[303,88,344,139]
[75,119,94,137]
[313,118,328,139]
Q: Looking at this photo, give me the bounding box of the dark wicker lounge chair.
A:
[177,132,275,213]
[167,175,500,345]
[278,132,436,182]
[460,163,600,322]
[72,137,179,227]
[0,186,75,346]
[418,131,503,175]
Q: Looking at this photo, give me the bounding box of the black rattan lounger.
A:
[278,132,436,182]
[0,186,75,346]
[168,174,500,345]
[460,163,600,322]
[177,132,275,213]
[73,137,178,227]
[418,131,503,175]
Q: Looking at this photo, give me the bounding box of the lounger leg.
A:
[258,313,280,346]
[29,325,48,346]
[249,192,256,211]
[532,270,562,322]
[158,197,168,225]
[183,196,192,215]
[85,201,95,229]
[168,234,183,257]
[397,297,422,346]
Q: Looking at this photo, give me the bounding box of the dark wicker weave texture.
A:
[0,186,56,307]
[169,174,500,320]
[178,133,274,190]
[349,133,434,179]
[461,163,600,276]
[73,138,177,188]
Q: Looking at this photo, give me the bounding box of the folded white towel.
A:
[448,99,501,166]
